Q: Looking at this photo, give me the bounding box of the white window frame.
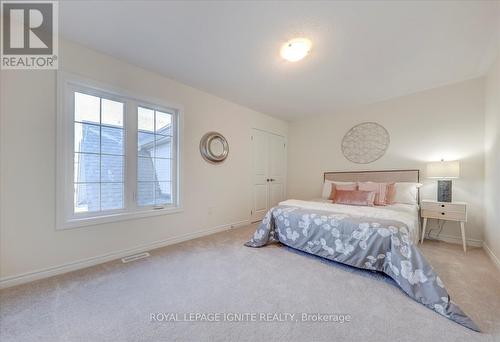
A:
[56,72,183,230]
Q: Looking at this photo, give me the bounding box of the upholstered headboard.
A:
[324,169,420,183]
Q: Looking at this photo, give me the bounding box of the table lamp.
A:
[426,160,460,202]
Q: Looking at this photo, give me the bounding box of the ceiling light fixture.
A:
[280,38,312,62]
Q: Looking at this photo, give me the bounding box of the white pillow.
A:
[321,181,357,199]
[392,182,423,205]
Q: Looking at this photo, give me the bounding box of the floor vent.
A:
[121,252,150,263]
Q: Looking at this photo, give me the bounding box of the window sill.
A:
[57,206,183,230]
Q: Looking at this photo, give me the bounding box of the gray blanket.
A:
[245,205,480,332]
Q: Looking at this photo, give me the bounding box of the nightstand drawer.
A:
[421,201,466,213]
[421,209,466,221]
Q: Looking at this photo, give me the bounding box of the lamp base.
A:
[437,180,452,202]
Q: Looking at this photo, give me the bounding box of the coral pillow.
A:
[328,182,357,200]
[332,190,376,207]
[358,182,393,206]
[322,181,357,199]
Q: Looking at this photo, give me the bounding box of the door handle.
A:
[269,178,276,182]
[266,178,270,182]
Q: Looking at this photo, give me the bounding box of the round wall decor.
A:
[200,132,229,164]
[341,122,390,164]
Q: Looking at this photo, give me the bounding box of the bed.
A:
[245,170,479,331]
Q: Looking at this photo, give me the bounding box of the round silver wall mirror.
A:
[200,132,229,163]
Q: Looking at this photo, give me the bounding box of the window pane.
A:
[154,158,171,181]
[155,135,172,158]
[75,123,100,153]
[101,155,124,182]
[75,92,100,124]
[101,126,123,155]
[138,132,154,156]
[138,157,155,181]
[101,99,124,127]
[137,182,154,206]
[138,107,154,132]
[74,183,100,213]
[72,92,126,215]
[156,182,172,205]
[156,111,172,135]
[74,153,100,183]
[101,183,124,210]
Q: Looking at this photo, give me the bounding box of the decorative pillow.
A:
[332,190,376,207]
[321,181,357,199]
[391,182,423,205]
[328,182,358,200]
[358,182,392,206]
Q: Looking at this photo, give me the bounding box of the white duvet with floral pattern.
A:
[245,204,480,332]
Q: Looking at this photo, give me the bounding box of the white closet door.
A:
[267,133,286,208]
[251,129,286,222]
[251,129,269,222]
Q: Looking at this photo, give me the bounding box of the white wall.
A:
[484,54,500,266]
[0,40,287,283]
[287,78,485,243]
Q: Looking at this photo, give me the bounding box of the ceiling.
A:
[59,1,500,121]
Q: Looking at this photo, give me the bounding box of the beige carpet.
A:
[1,224,499,342]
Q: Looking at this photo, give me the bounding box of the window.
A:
[57,73,181,229]
[74,93,125,213]
[137,107,173,206]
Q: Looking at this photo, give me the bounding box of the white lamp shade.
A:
[426,161,460,179]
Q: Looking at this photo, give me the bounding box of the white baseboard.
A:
[230,221,252,229]
[483,242,500,272]
[0,219,249,289]
[424,232,483,247]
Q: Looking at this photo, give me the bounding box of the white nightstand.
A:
[420,200,468,253]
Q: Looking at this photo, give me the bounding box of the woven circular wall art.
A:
[341,122,390,164]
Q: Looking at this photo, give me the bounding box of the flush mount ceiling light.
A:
[280,38,312,62]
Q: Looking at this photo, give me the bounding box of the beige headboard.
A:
[324,169,420,183]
